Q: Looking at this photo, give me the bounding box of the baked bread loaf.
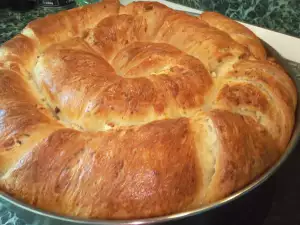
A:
[0,0,297,219]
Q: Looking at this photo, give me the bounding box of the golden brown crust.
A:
[34,40,212,131]
[0,68,61,176]
[67,0,120,35]
[219,59,297,150]
[0,34,38,72]
[0,0,297,220]
[204,110,280,203]
[22,12,76,51]
[21,0,120,51]
[199,11,267,60]
[85,14,146,61]
[2,119,198,219]
[0,69,57,149]
[120,1,172,39]
[156,11,249,72]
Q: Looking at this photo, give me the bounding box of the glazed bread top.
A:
[0,0,297,220]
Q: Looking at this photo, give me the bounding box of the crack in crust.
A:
[0,0,297,220]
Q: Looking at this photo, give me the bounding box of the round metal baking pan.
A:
[1,36,300,225]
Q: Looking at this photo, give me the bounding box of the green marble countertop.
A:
[0,7,69,44]
[170,0,300,37]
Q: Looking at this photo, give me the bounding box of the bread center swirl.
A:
[34,38,212,131]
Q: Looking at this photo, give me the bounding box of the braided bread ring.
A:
[0,0,297,219]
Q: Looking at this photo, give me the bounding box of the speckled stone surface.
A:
[0,6,71,44]
[170,0,300,37]
[0,1,300,225]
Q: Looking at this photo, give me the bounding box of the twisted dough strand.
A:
[0,0,297,220]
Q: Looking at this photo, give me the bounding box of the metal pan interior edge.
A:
[1,13,300,225]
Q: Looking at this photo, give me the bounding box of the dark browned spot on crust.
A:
[144,4,154,11]
[2,138,15,150]
[54,107,61,114]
